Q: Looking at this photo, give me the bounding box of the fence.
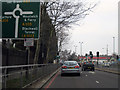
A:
[2,46,36,66]
[1,64,61,89]
[95,63,120,72]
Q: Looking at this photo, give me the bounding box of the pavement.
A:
[25,67,61,88]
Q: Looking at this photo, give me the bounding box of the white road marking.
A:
[96,81,99,84]
[86,75,87,76]
[89,71,95,74]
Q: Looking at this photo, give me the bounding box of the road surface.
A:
[43,69,119,89]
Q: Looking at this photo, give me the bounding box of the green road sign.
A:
[56,55,60,58]
[1,2,40,39]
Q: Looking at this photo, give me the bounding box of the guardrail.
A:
[1,64,61,88]
[95,63,120,74]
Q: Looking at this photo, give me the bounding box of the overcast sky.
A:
[63,0,119,56]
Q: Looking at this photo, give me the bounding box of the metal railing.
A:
[1,63,61,88]
[95,63,119,71]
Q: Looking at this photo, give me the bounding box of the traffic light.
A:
[89,51,92,55]
[89,51,93,59]
[85,54,87,56]
[97,52,99,57]
[57,52,59,55]
[116,55,119,60]
[90,54,93,59]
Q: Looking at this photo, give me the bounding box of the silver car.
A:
[61,61,80,76]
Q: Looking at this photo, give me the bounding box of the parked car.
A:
[61,61,80,76]
[81,61,95,71]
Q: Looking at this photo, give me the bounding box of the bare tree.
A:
[46,1,97,31]
[57,28,70,52]
[60,49,71,61]
[33,1,97,64]
[46,1,97,52]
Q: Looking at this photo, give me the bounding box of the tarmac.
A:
[25,66,120,88]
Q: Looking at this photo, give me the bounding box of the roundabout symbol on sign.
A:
[4,4,33,38]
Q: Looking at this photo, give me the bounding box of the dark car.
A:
[78,61,82,67]
[82,61,95,71]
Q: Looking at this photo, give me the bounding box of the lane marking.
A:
[89,71,95,74]
[96,81,99,84]
[45,71,59,89]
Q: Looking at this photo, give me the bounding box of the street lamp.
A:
[113,37,115,54]
[79,42,83,56]
[102,44,108,56]
[74,45,77,54]
[102,48,105,55]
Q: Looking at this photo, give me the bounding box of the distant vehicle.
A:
[61,61,80,76]
[82,61,95,71]
[102,63,110,67]
[78,61,82,67]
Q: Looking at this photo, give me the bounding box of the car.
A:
[81,61,95,71]
[102,63,110,67]
[78,61,82,67]
[61,61,80,76]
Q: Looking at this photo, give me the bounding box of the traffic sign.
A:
[24,38,34,46]
[56,55,60,58]
[2,2,40,39]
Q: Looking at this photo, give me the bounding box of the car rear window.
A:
[64,62,77,66]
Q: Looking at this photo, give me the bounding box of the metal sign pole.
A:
[26,46,30,79]
[26,46,30,65]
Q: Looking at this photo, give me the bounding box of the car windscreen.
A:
[64,62,77,66]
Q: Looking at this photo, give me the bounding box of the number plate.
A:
[69,67,74,69]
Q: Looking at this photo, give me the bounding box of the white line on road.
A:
[96,81,99,84]
[89,71,95,74]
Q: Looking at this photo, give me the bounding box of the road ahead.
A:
[43,69,119,89]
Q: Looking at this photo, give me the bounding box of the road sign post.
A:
[56,55,60,63]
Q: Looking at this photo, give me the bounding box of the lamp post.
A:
[74,45,77,54]
[79,42,83,56]
[106,44,108,61]
[102,45,108,56]
[113,37,115,54]
[102,48,105,55]
[79,42,83,61]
